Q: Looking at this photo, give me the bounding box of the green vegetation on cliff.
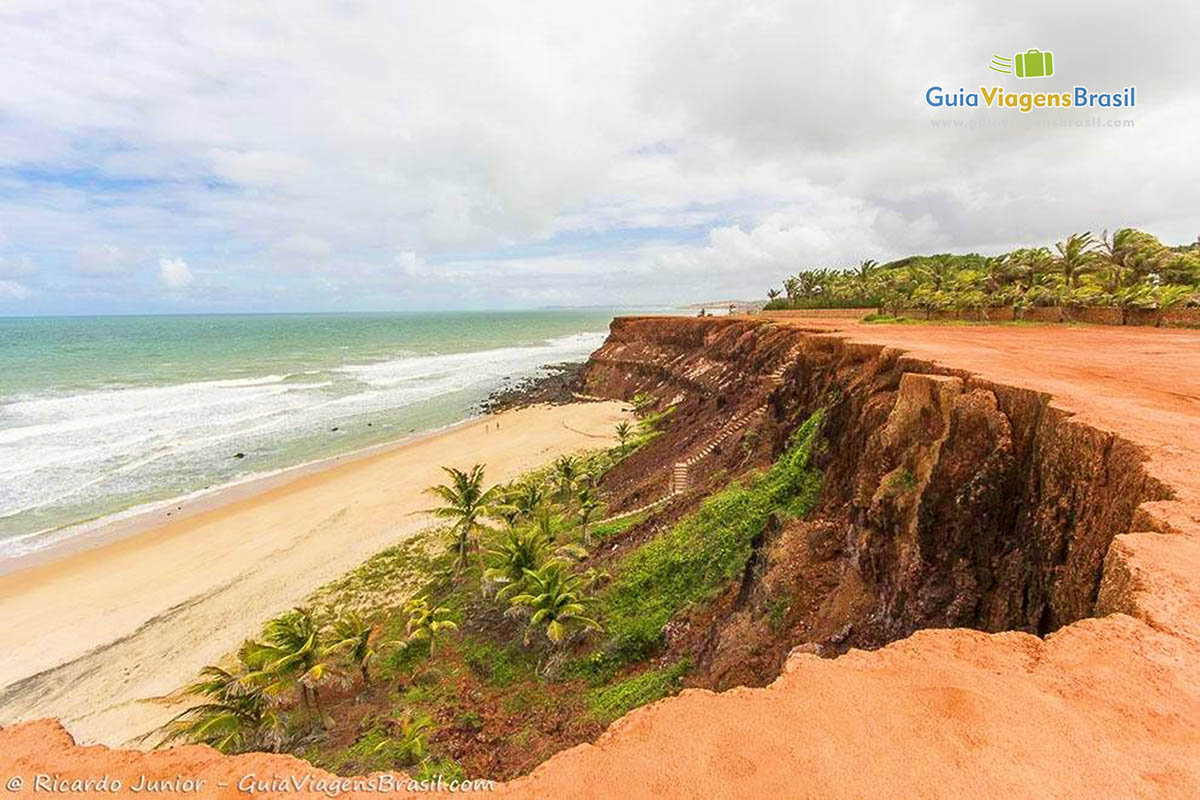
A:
[165,409,827,780]
[602,410,825,658]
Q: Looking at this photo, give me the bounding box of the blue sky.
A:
[1,1,1197,315]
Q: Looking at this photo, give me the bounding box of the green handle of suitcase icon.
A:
[1014,49,1053,79]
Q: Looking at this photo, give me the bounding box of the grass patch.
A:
[307,530,439,618]
[599,410,826,659]
[586,659,692,724]
[589,510,648,541]
[460,637,537,688]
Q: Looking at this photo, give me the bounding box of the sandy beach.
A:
[0,401,629,748]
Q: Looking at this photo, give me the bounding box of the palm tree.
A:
[425,464,499,571]
[240,608,335,729]
[404,596,458,658]
[326,612,376,687]
[378,712,434,765]
[160,665,285,753]
[629,392,655,417]
[614,421,633,452]
[1054,232,1098,289]
[852,259,878,303]
[484,527,549,599]
[912,255,958,292]
[1100,228,1165,287]
[553,455,578,505]
[766,288,781,303]
[508,563,602,647]
[576,484,602,546]
[511,480,546,521]
[532,503,559,544]
[979,254,1012,296]
[782,276,801,303]
[489,482,523,529]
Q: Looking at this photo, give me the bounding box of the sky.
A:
[0,1,1197,315]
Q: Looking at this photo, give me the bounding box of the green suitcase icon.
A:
[1014,49,1053,78]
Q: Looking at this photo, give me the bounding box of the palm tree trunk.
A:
[298,685,313,728]
[361,663,370,686]
[311,687,325,730]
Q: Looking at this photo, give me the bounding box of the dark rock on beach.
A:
[478,361,586,414]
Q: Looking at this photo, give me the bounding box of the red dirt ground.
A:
[3,316,1199,798]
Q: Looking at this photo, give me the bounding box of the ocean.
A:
[0,311,616,559]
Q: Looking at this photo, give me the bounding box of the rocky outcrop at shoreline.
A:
[478,362,586,414]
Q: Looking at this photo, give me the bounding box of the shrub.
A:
[586,659,692,724]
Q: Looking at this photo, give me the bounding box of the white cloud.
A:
[74,245,135,277]
[395,251,428,278]
[0,280,31,300]
[0,255,36,279]
[158,257,195,290]
[0,1,1196,311]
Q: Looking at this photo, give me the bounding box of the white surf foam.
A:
[0,330,607,556]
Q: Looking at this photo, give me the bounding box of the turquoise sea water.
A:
[0,311,616,557]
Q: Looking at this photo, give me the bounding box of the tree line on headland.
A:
[763,229,1200,316]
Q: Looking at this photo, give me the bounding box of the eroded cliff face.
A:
[581,316,1167,685]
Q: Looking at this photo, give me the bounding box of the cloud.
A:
[0,1,1196,312]
[0,280,31,300]
[75,245,135,277]
[395,251,428,278]
[0,255,36,279]
[273,234,332,261]
[158,257,194,290]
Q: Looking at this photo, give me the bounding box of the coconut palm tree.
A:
[1154,251,1200,286]
[553,455,578,505]
[488,482,523,529]
[511,480,546,521]
[377,712,435,765]
[997,248,1052,307]
[1100,228,1166,287]
[326,612,376,687]
[911,255,958,292]
[1054,232,1099,288]
[782,276,801,303]
[614,421,633,452]
[851,259,879,303]
[424,464,499,572]
[484,527,550,600]
[508,563,602,647]
[576,484,602,546]
[160,665,286,753]
[403,596,458,658]
[531,503,559,544]
[240,608,335,729]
